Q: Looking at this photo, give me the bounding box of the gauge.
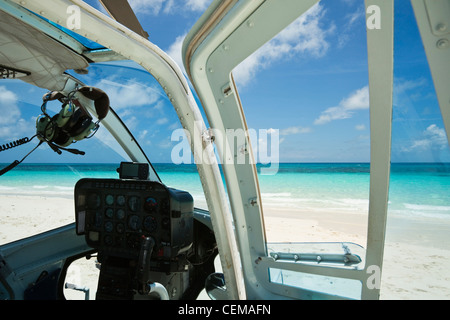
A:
[128,215,141,231]
[144,197,157,212]
[128,196,140,212]
[105,208,114,219]
[116,208,125,220]
[117,195,126,206]
[104,221,114,233]
[105,194,114,206]
[144,216,157,233]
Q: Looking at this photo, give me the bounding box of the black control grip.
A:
[137,236,155,293]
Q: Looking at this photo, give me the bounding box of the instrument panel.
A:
[74,178,193,264]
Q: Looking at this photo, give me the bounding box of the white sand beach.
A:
[263,205,450,300]
[1,194,450,300]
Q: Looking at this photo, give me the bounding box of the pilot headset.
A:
[36,86,109,148]
[1,86,109,176]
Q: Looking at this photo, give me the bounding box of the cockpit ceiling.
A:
[0,9,88,91]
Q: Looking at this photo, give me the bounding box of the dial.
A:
[104,221,114,233]
[128,215,141,231]
[116,208,125,220]
[128,196,140,212]
[105,208,114,219]
[117,195,126,206]
[105,194,114,206]
[144,216,157,233]
[144,197,157,212]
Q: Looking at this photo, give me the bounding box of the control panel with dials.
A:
[74,178,194,272]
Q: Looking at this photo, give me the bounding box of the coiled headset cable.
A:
[0,136,34,152]
[0,135,41,176]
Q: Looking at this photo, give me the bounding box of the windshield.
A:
[0,60,206,244]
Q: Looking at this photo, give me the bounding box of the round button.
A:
[116,208,125,220]
[117,195,126,206]
[105,194,114,206]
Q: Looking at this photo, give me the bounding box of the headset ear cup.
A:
[36,114,56,141]
[73,121,97,141]
[52,127,71,147]
[71,117,93,138]
[77,86,110,120]
[64,108,92,138]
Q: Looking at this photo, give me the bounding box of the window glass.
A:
[69,61,207,208]
[0,60,206,245]
[233,0,450,299]
[0,79,124,244]
[234,1,370,246]
[381,1,450,299]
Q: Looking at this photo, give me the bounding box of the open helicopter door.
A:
[1,0,241,300]
[184,0,394,299]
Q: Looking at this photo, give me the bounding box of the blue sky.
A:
[1,0,449,164]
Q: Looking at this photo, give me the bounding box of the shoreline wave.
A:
[1,163,448,221]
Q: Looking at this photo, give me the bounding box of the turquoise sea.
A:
[0,163,449,220]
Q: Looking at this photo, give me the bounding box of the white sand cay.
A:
[263,205,450,300]
[1,195,450,300]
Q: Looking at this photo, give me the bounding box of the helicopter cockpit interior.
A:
[1,0,449,302]
[0,0,219,300]
[74,162,201,300]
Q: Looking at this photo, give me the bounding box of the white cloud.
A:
[0,86,20,126]
[341,0,358,5]
[234,3,334,87]
[156,117,169,125]
[129,0,212,15]
[186,0,211,12]
[167,33,187,74]
[355,124,366,131]
[138,129,148,140]
[337,5,365,48]
[394,78,427,96]
[167,3,333,86]
[346,7,364,26]
[0,86,33,140]
[95,78,162,110]
[403,124,449,152]
[280,126,311,136]
[314,86,369,125]
[128,0,165,15]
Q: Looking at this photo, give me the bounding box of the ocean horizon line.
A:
[1,161,449,165]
